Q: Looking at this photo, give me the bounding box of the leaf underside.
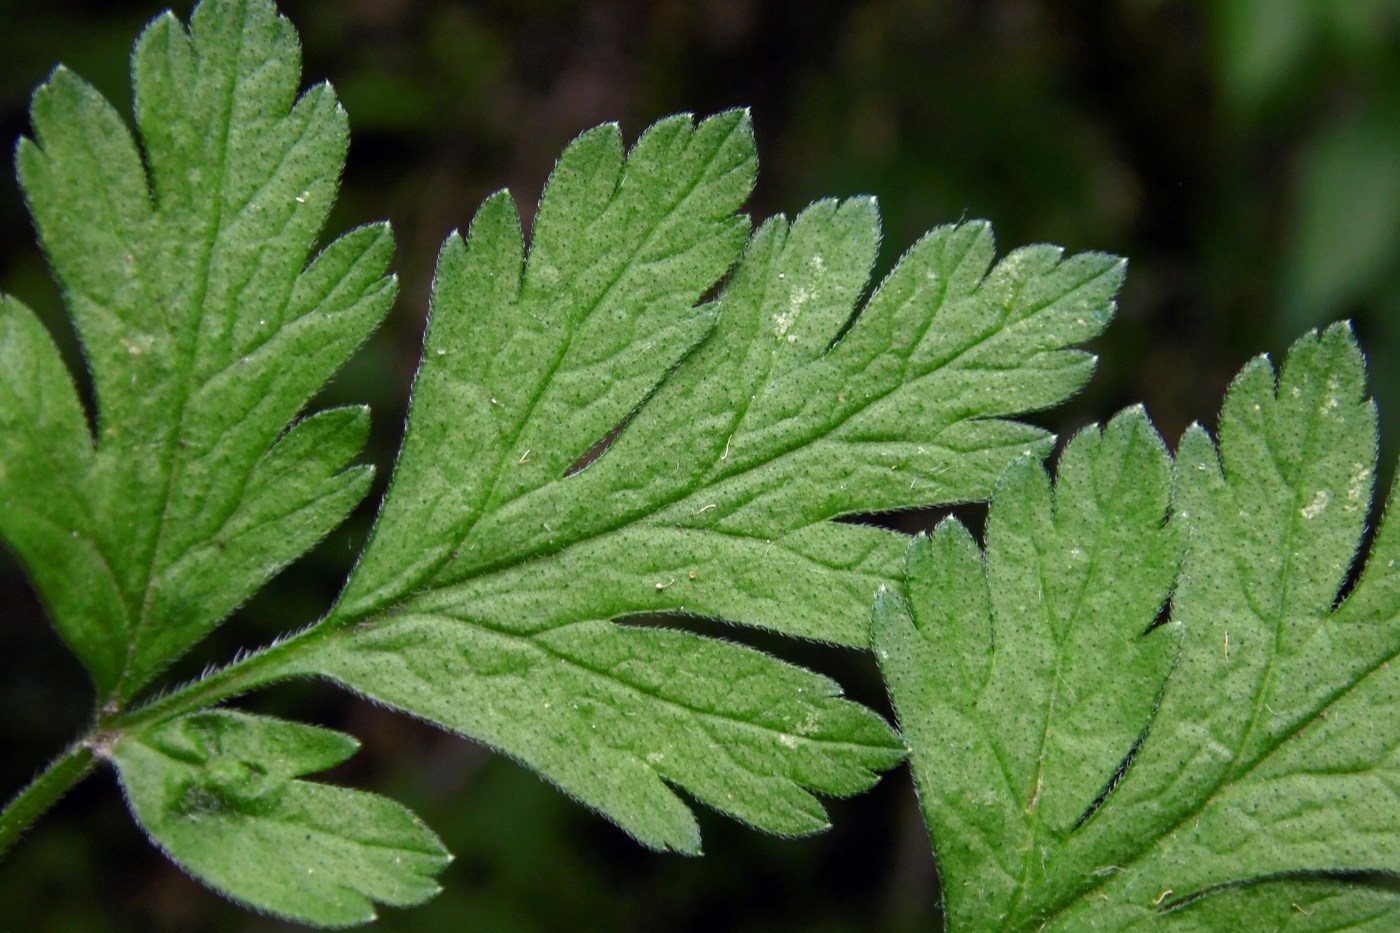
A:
[878,323,1400,931]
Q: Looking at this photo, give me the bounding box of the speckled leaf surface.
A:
[276,110,1128,852]
[877,324,1400,930]
[113,711,448,927]
[1,0,393,703]
[0,0,1134,915]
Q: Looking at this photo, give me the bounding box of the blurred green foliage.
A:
[2,0,1398,929]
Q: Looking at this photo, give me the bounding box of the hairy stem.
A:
[0,743,97,860]
[2,616,353,860]
[105,620,340,734]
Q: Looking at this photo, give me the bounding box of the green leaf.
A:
[1162,878,1400,933]
[877,323,1400,930]
[0,294,113,676]
[269,113,1126,852]
[875,406,1179,930]
[112,710,449,927]
[2,0,394,703]
[1,0,1131,915]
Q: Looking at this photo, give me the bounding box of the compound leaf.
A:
[274,114,1127,853]
[2,0,393,703]
[113,710,449,927]
[0,0,1131,914]
[877,323,1400,930]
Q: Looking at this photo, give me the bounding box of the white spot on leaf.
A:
[1347,463,1371,506]
[1301,490,1329,520]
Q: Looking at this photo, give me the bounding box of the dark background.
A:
[2,0,1399,930]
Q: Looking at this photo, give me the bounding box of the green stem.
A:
[0,743,97,860]
[2,616,350,860]
[107,620,339,733]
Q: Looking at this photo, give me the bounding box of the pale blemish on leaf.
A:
[1301,489,1330,519]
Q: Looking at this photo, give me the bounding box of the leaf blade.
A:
[0,294,126,684]
[875,407,1180,930]
[293,616,903,854]
[337,111,756,619]
[113,710,449,927]
[9,0,394,700]
[1049,325,1398,926]
[305,112,1123,852]
[880,324,1400,930]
